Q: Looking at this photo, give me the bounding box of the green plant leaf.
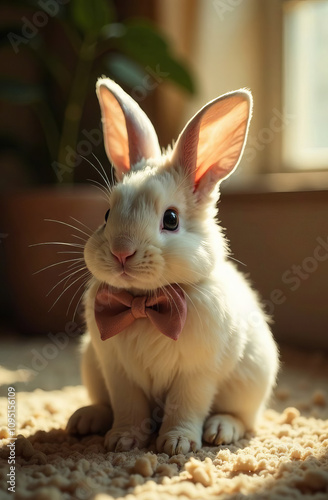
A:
[70,0,114,36]
[104,54,148,89]
[111,20,195,93]
[0,80,44,104]
[156,56,195,94]
[109,21,169,54]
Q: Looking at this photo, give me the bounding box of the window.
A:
[283,0,328,170]
[159,0,328,186]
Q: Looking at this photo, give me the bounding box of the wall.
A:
[219,189,328,351]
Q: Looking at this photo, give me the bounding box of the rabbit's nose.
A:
[111,248,136,265]
[111,236,136,265]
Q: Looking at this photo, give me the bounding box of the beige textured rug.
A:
[0,337,328,499]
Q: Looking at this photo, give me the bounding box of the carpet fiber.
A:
[0,339,328,499]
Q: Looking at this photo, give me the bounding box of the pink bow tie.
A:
[95,284,187,341]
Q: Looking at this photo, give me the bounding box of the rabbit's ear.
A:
[171,90,252,195]
[96,78,161,179]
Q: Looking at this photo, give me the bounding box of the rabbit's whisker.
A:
[33,258,84,275]
[92,152,113,188]
[62,271,83,289]
[44,219,91,238]
[158,284,175,318]
[72,286,87,321]
[164,260,209,280]
[30,241,85,248]
[68,275,91,317]
[59,261,85,277]
[228,255,246,267]
[71,234,88,243]
[180,278,218,302]
[46,266,87,296]
[159,281,183,325]
[70,216,93,234]
[164,280,203,330]
[48,270,90,312]
[57,251,85,254]
[60,258,87,281]
[173,281,203,327]
[87,178,110,200]
[73,276,97,322]
[81,154,111,192]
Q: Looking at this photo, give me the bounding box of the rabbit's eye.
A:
[104,209,110,223]
[163,208,179,231]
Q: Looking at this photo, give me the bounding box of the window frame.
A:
[282,0,328,172]
[223,0,328,194]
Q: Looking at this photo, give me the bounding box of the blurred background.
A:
[0,0,328,353]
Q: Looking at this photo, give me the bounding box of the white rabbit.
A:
[67,78,279,456]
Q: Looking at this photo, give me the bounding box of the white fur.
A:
[67,79,279,456]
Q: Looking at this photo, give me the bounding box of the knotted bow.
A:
[95,284,187,341]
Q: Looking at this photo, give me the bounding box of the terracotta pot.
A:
[1,185,108,334]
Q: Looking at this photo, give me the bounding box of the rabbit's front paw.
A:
[203,414,245,445]
[66,404,113,435]
[104,427,150,452]
[157,429,201,456]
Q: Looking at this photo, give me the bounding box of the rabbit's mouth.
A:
[118,270,134,281]
[84,236,165,290]
[115,269,159,289]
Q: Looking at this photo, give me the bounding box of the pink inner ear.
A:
[98,80,161,176]
[195,98,250,183]
[99,87,130,174]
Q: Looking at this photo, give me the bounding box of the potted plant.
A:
[0,0,195,333]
